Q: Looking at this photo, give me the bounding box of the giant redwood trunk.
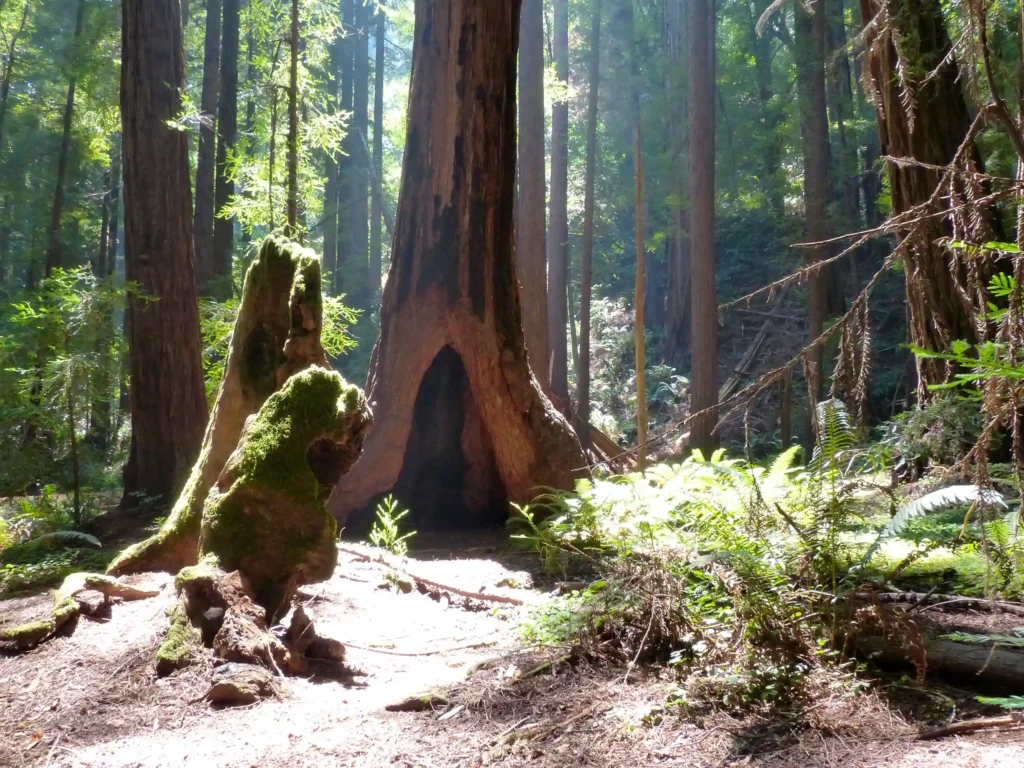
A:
[329,0,586,531]
[859,0,1000,392]
[121,0,208,507]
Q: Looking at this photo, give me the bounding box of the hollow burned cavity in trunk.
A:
[349,346,508,534]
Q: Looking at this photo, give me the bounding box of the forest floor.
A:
[2,533,1024,767]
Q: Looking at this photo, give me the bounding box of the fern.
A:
[24,531,101,549]
[978,695,1024,710]
[942,632,1024,648]
[857,485,1007,569]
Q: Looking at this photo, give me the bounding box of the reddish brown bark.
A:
[689,0,718,454]
[664,0,690,365]
[859,0,1000,391]
[517,0,549,389]
[120,0,208,507]
[329,0,586,528]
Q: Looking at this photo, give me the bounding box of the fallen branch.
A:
[850,591,1024,617]
[917,713,1024,740]
[337,546,525,606]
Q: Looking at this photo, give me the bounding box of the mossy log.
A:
[109,237,330,576]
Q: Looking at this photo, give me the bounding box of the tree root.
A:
[0,573,160,651]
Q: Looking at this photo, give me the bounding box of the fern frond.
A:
[28,531,101,549]
[942,632,1024,648]
[768,446,801,480]
[858,485,1007,568]
[978,695,1024,710]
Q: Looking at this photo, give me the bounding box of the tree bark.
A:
[751,0,783,217]
[664,0,691,366]
[194,0,221,295]
[335,0,355,297]
[287,0,299,233]
[858,0,999,392]
[689,0,718,454]
[120,0,209,507]
[578,0,601,454]
[328,0,586,530]
[323,13,343,291]
[96,168,110,277]
[212,0,239,299]
[350,0,371,304]
[0,0,30,157]
[107,138,120,276]
[44,0,86,278]
[547,0,569,402]
[517,0,549,390]
[795,2,830,435]
[370,3,385,299]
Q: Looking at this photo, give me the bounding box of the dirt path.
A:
[3,541,1024,767]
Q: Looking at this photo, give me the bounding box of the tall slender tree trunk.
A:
[752,0,783,217]
[96,168,110,277]
[44,0,86,278]
[120,0,209,507]
[194,0,221,294]
[578,0,601,454]
[370,2,385,302]
[329,0,586,529]
[193,0,220,293]
[689,0,718,454]
[664,0,691,365]
[0,1,30,157]
[547,0,569,402]
[287,0,299,233]
[517,0,550,390]
[795,2,830,418]
[212,0,239,298]
[349,0,371,305]
[107,138,120,276]
[323,12,343,290]
[335,0,355,297]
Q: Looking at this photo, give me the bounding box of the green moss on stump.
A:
[199,367,371,614]
[156,602,202,676]
[108,237,328,577]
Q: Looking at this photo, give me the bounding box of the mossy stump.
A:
[109,237,330,577]
[154,366,370,679]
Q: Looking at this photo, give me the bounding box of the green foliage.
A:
[369,495,416,557]
[978,695,1024,709]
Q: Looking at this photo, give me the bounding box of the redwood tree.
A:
[212,0,239,297]
[689,0,718,453]
[194,0,221,293]
[120,0,208,506]
[547,0,569,402]
[859,0,999,392]
[44,0,86,278]
[795,2,829,410]
[516,0,549,389]
[329,0,586,529]
[578,0,601,453]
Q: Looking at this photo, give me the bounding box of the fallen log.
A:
[850,591,1024,617]
[854,632,1024,690]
